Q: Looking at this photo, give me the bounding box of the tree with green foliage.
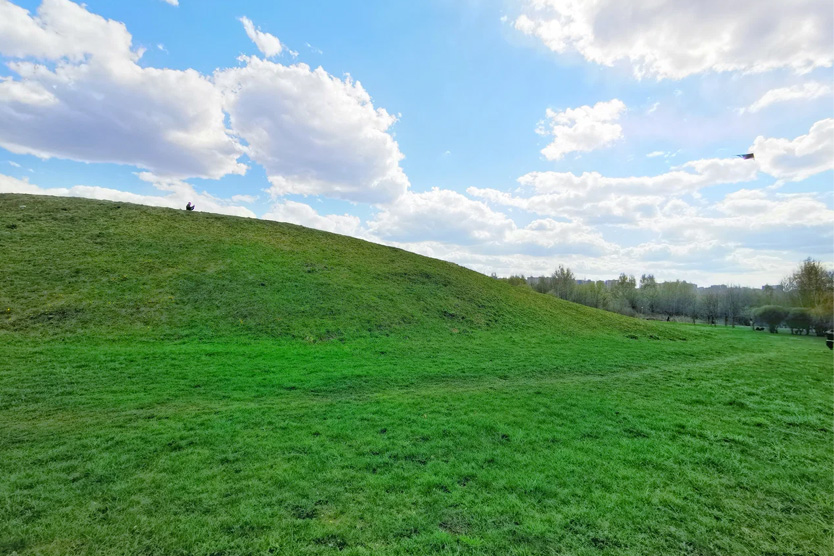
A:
[612,273,638,314]
[573,280,609,310]
[760,284,785,306]
[786,307,813,335]
[639,274,659,314]
[810,305,833,337]
[754,305,788,333]
[502,275,529,287]
[782,258,834,309]
[782,258,834,337]
[530,275,551,294]
[657,280,696,321]
[550,265,575,301]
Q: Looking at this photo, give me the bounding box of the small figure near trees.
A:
[186,202,195,211]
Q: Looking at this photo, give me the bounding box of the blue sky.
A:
[1,0,832,286]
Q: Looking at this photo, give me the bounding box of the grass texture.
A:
[1,194,832,555]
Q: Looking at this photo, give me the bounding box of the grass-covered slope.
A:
[1,194,832,556]
[1,193,672,342]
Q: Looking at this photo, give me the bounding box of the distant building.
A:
[698,284,727,293]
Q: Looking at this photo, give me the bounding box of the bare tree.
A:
[723,285,743,327]
[700,292,720,325]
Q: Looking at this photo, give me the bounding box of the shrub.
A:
[785,307,813,335]
[811,305,833,337]
[754,305,788,333]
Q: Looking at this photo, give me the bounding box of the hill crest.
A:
[0,193,683,342]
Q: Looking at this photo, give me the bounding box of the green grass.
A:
[1,194,832,555]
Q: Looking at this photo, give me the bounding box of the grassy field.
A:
[1,194,832,555]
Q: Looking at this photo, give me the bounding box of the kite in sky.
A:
[736,153,755,160]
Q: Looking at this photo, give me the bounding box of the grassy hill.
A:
[1,193,831,555]
[1,193,667,343]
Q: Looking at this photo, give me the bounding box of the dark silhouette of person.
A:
[186,202,195,211]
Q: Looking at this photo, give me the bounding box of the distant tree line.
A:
[498,258,834,335]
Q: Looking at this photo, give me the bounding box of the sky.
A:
[0,0,832,287]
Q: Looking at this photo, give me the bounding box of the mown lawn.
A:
[2,326,831,555]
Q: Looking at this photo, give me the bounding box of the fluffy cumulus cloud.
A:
[462,119,834,276]
[460,118,834,276]
[716,188,832,226]
[751,118,833,181]
[0,0,830,287]
[0,172,256,217]
[469,156,759,224]
[636,189,834,255]
[743,81,832,113]
[0,0,246,179]
[456,182,833,281]
[216,57,410,204]
[514,0,833,79]
[367,189,612,256]
[240,16,284,58]
[537,99,625,160]
[0,0,133,61]
[0,0,408,200]
[262,200,363,237]
[369,188,514,244]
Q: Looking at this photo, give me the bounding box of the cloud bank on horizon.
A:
[0,0,831,286]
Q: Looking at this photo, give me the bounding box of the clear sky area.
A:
[1,0,832,286]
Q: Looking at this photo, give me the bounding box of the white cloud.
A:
[7,161,20,167]
[751,118,833,181]
[636,190,834,255]
[262,200,363,236]
[369,188,514,244]
[216,57,409,204]
[466,139,832,262]
[0,76,57,106]
[161,0,178,5]
[468,156,758,224]
[537,99,625,160]
[0,0,408,199]
[743,81,832,113]
[367,188,612,256]
[0,0,135,62]
[646,151,664,158]
[305,43,323,55]
[230,194,257,204]
[514,0,833,79]
[715,189,833,226]
[0,0,246,180]
[0,172,256,218]
[239,16,284,58]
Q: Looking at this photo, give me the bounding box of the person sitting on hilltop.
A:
[186,202,195,211]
